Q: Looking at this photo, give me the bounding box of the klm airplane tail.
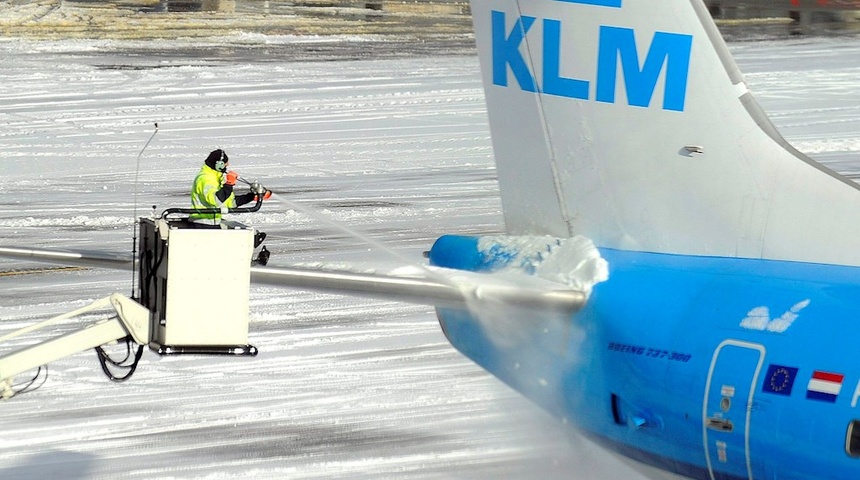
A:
[473,0,860,267]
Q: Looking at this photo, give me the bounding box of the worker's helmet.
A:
[205,149,229,172]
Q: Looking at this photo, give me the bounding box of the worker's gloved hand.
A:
[254,188,272,202]
[225,170,239,186]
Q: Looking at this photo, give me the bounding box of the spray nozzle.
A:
[237,176,266,195]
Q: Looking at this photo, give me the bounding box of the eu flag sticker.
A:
[762,364,799,396]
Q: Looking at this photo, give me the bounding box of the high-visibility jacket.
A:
[189,164,236,224]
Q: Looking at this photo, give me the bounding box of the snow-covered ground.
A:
[1,29,860,479]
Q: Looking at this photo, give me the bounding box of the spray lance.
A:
[236,175,272,202]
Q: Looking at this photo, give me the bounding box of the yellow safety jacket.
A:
[189,164,236,224]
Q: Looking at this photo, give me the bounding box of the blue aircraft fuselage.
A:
[431,237,860,479]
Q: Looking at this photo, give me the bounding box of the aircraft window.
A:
[846,420,860,458]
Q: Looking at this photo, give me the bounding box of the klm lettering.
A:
[491,11,693,111]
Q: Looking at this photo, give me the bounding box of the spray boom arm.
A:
[0,294,150,400]
[0,219,261,400]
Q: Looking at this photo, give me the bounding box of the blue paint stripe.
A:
[599,247,860,283]
[587,432,746,480]
[553,0,622,7]
[806,390,839,403]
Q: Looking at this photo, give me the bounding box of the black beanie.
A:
[204,149,229,172]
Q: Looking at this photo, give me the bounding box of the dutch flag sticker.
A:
[806,370,845,403]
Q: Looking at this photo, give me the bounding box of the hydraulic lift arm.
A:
[0,219,260,400]
[0,294,150,400]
